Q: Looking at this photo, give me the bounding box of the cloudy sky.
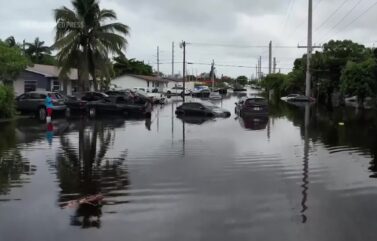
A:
[1,0,377,78]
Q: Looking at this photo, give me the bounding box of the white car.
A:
[135,90,166,104]
[164,86,191,96]
[133,87,159,93]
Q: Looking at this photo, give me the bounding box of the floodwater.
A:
[1,94,377,241]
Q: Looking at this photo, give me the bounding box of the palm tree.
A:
[53,0,129,91]
[5,36,16,47]
[25,37,51,63]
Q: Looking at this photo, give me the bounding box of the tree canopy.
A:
[113,56,152,76]
[0,41,28,82]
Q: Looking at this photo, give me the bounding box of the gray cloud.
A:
[1,0,377,77]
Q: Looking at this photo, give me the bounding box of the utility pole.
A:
[172,42,175,77]
[273,57,277,74]
[306,0,312,98]
[259,56,262,80]
[269,41,272,75]
[255,64,258,81]
[211,60,215,90]
[180,41,186,102]
[157,46,160,78]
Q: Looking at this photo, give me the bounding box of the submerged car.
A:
[281,94,315,102]
[175,102,231,117]
[235,97,268,117]
[164,86,191,96]
[86,96,147,118]
[65,92,109,116]
[16,91,66,120]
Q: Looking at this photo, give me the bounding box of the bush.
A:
[0,84,16,118]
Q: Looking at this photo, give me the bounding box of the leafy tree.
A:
[340,59,377,107]
[261,73,287,97]
[113,56,152,76]
[25,37,51,63]
[0,41,28,82]
[53,0,129,91]
[4,36,16,48]
[235,75,248,86]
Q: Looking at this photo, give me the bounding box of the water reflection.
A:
[52,119,129,229]
[238,115,269,131]
[0,121,36,197]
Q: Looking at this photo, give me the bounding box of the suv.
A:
[235,97,268,117]
[16,91,66,120]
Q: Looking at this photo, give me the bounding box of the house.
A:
[164,77,196,90]
[12,64,81,97]
[111,75,169,92]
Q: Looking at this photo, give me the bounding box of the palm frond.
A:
[99,9,117,21]
[98,22,130,36]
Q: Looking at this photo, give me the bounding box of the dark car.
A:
[86,96,146,118]
[235,97,268,117]
[16,91,66,120]
[175,102,231,117]
[65,92,110,116]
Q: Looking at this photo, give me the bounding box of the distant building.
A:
[12,64,82,96]
[111,75,169,92]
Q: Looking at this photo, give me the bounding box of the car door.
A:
[16,93,29,111]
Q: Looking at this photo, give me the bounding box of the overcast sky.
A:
[1,0,377,78]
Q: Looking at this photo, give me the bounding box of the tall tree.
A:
[25,37,51,63]
[53,0,129,91]
[4,36,16,48]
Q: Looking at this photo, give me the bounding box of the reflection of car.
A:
[177,116,214,125]
[86,96,146,118]
[239,115,269,130]
[164,86,191,96]
[175,102,231,117]
[235,97,268,117]
[209,92,222,100]
[16,91,66,120]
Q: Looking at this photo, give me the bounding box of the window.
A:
[24,81,37,93]
[52,80,61,92]
[30,93,43,100]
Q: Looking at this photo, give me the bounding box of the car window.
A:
[30,93,43,99]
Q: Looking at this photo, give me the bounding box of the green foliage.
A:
[113,56,152,76]
[0,42,28,82]
[53,0,130,91]
[340,59,377,103]
[0,84,16,118]
[25,37,52,64]
[261,73,287,97]
[235,75,248,86]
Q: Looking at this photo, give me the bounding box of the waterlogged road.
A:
[1,94,377,241]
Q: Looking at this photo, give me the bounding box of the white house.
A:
[111,75,169,92]
[165,77,196,90]
[12,64,80,97]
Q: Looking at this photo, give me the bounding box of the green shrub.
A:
[0,84,16,118]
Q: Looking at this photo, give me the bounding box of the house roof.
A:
[125,74,170,83]
[25,64,80,80]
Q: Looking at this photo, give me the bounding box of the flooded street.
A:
[1,94,377,241]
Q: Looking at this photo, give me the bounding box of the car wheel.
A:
[88,107,96,118]
[65,107,71,118]
[38,107,47,121]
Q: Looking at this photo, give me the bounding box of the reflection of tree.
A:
[55,119,129,228]
[0,122,36,195]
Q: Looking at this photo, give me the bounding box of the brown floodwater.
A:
[1,94,377,241]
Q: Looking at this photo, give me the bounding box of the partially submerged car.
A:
[16,91,66,120]
[175,102,231,118]
[192,86,210,98]
[235,97,268,117]
[86,96,147,118]
[164,86,191,96]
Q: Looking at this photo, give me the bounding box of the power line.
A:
[315,0,351,32]
[337,1,377,32]
[189,42,298,49]
[282,0,296,33]
[318,0,364,42]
